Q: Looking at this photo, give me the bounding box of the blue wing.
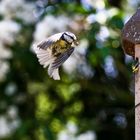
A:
[51,47,74,69]
[37,40,54,49]
[37,33,62,50]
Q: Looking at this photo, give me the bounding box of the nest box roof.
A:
[122,8,140,57]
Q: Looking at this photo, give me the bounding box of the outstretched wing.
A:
[33,33,63,67]
[37,33,62,50]
[47,47,74,80]
[34,46,74,80]
[34,45,55,68]
[52,47,74,69]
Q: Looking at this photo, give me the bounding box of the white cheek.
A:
[67,38,73,43]
[64,35,73,43]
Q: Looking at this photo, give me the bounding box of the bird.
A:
[132,57,139,73]
[33,32,79,80]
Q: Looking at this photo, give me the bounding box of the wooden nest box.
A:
[122,8,140,57]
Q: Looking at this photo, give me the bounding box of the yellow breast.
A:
[52,40,70,56]
[59,40,66,46]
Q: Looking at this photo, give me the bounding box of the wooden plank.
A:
[135,44,140,140]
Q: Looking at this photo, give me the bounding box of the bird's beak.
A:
[74,41,79,46]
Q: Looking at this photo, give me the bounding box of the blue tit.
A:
[34,32,79,80]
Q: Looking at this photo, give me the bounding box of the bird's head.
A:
[61,32,79,46]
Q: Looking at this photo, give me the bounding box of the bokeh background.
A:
[0,0,139,140]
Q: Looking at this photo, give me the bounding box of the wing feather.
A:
[47,47,74,80]
[51,47,74,69]
[34,45,55,68]
[37,33,62,50]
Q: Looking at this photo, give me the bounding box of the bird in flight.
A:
[34,32,79,80]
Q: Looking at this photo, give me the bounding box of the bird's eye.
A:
[70,36,74,40]
[66,34,75,40]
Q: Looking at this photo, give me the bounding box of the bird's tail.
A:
[48,65,60,80]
